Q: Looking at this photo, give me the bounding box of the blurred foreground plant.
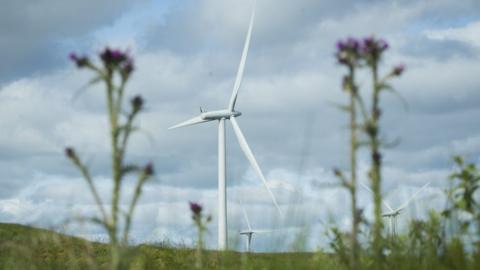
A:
[66,48,153,270]
[334,37,363,270]
[443,156,480,251]
[334,36,405,269]
[189,201,211,269]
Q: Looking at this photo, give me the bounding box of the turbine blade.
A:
[251,229,271,234]
[240,229,271,234]
[360,182,395,212]
[242,206,253,231]
[395,182,430,212]
[230,117,282,216]
[168,115,210,129]
[228,0,256,112]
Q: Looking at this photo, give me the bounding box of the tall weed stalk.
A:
[335,36,405,269]
[66,48,154,269]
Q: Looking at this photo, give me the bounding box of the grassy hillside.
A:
[0,223,335,269]
[3,222,478,269]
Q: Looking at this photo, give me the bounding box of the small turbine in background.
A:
[239,204,271,252]
[361,182,430,236]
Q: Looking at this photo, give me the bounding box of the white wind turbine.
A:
[238,199,272,252]
[361,182,430,236]
[169,1,281,250]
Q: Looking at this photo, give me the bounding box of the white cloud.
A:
[425,20,480,47]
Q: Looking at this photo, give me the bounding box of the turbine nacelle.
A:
[201,109,242,120]
[382,210,401,218]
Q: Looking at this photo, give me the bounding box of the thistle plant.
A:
[189,201,212,269]
[334,37,363,270]
[66,47,154,270]
[335,36,405,268]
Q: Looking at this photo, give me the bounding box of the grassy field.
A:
[2,222,480,269]
[0,223,336,270]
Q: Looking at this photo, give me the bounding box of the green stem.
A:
[369,61,384,265]
[71,158,108,223]
[349,67,360,270]
[119,110,137,164]
[122,172,148,244]
[106,73,122,269]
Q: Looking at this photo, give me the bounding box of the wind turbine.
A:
[238,200,271,252]
[360,182,430,236]
[169,1,281,250]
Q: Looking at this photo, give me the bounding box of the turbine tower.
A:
[169,0,281,250]
[361,182,430,236]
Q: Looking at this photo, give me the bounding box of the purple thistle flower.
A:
[189,202,203,215]
[100,47,113,64]
[111,49,123,60]
[100,47,127,67]
[335,37,362,67]
[359,36,389,62]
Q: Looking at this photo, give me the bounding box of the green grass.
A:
[0,223,337,269]
[2,222,478,269]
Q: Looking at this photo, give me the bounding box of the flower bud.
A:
[131,95,144,112]
[333,168,342,177]
[144,162,154,176]
[392,64,405,76]
[69,53,90,68]
[65,147,76,159]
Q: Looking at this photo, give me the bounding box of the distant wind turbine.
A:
[239,203,271,252]
[361,182,430,236]
[169,0,281,250]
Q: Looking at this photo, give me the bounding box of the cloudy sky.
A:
[0,0,479,252]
